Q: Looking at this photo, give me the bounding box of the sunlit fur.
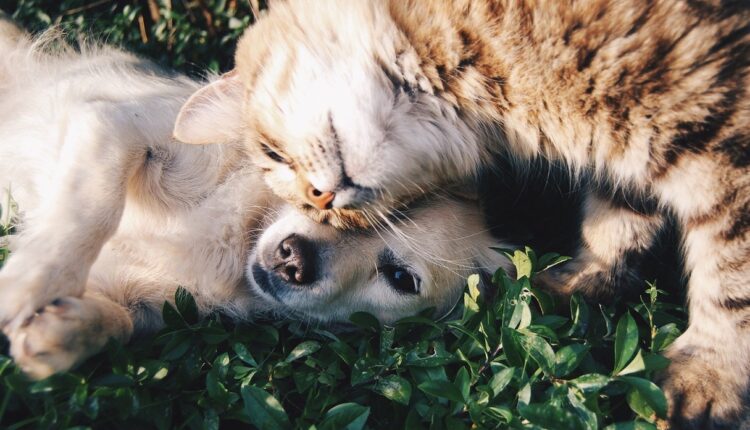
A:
[175,1,750,426]
[0,30,508,379]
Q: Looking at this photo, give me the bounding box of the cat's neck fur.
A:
[385,0,748,188]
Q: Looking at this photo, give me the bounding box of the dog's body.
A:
[0,31,507,378]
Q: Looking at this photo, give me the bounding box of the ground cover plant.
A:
[0,2,689,428]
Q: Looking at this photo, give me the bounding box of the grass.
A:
[0,235,687,429]
[0,2,689,429]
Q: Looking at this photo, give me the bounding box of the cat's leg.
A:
[7,292,133,379]
[659,207,750,428]
[650,154,750,428]
[535,191,666,301]
[0,102,147,330]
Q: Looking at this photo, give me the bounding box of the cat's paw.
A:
[533,254,643,302]
[6,297,107,379]
[659,348,749,429]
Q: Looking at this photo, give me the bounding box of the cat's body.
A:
[175,1,750,427]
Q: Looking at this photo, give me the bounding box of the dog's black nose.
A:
[272,234,317,285]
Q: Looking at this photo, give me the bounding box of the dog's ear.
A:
[173,70,244,145]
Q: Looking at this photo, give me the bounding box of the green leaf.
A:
[371,375,411,405]
[467,274,481,301]
[614,312,640,374]
[285,341,321,363]
[162,301,185,328]
[604,422,657,430]
[328,341,357,366]
[567,388,598,429]
[318,403,370,430]
[537,253,572,272]
[529,286,555,315]
[206,369,232,404]
[454,367,471,401]
[349,312,380,331]
[174,286,199,324]
[652,323,681,352]
[501,327,525,367]
[566,294,590,338]
[571,374,611,394]
[554,344,590,377]
[616,348,641,377]
[241,386,291,430]
[417,380,465,403]
[488,367,515,398]
[617,349,669,376]
[535,315,569,329]
[161,334,191,360]
[351,357,379,385]
[520,332,556,376]
[509,249,533,279]
[619,376,668,419]
[518,402,586,430]
[233,343,258,367]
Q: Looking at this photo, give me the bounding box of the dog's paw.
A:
[659,348,749,429]
[0,265,86,331]
[7,297,107,379]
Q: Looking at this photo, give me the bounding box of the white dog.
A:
[0,28,507,378]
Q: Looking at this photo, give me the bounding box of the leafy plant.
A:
[0,245,687,429]
[4,0,262,76]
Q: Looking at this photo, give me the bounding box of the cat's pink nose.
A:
[306,185,335,210]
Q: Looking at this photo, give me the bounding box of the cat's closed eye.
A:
[260,142,287,164]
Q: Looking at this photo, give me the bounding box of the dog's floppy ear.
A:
[173,70,244,145]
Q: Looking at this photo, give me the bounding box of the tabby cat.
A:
[174,1,750,427]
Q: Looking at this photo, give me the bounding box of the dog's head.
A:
[247,195,510,324]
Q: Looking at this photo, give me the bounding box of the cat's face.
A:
[174,0,481,228]
[247,196,506,324]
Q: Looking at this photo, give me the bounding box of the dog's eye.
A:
[382,264,420,295]
[260,142,286,164]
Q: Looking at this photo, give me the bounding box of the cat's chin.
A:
[297,205,373,230]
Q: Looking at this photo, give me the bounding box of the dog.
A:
[0,28,507,378]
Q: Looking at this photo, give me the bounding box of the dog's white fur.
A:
[0,29,507,378]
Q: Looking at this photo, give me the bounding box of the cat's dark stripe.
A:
[715,134,750,168]
[722,201,750,242]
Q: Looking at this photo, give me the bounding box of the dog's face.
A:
[247,196,507,324]
[174,0,483,229]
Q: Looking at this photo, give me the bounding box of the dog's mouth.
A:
[249,263,287,303]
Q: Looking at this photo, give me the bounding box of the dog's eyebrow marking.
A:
[377,248,408,269]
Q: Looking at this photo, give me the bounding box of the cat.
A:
[174,0,750,427]
[0,27,507,378]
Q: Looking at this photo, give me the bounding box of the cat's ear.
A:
[173,70,245,145]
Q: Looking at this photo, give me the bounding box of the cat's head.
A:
[174,0,484,229]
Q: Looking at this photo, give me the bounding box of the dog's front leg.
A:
[0,102,146,330]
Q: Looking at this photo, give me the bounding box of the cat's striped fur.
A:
[174,1,750,427]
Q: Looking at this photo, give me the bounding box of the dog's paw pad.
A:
[8,297,95,379]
